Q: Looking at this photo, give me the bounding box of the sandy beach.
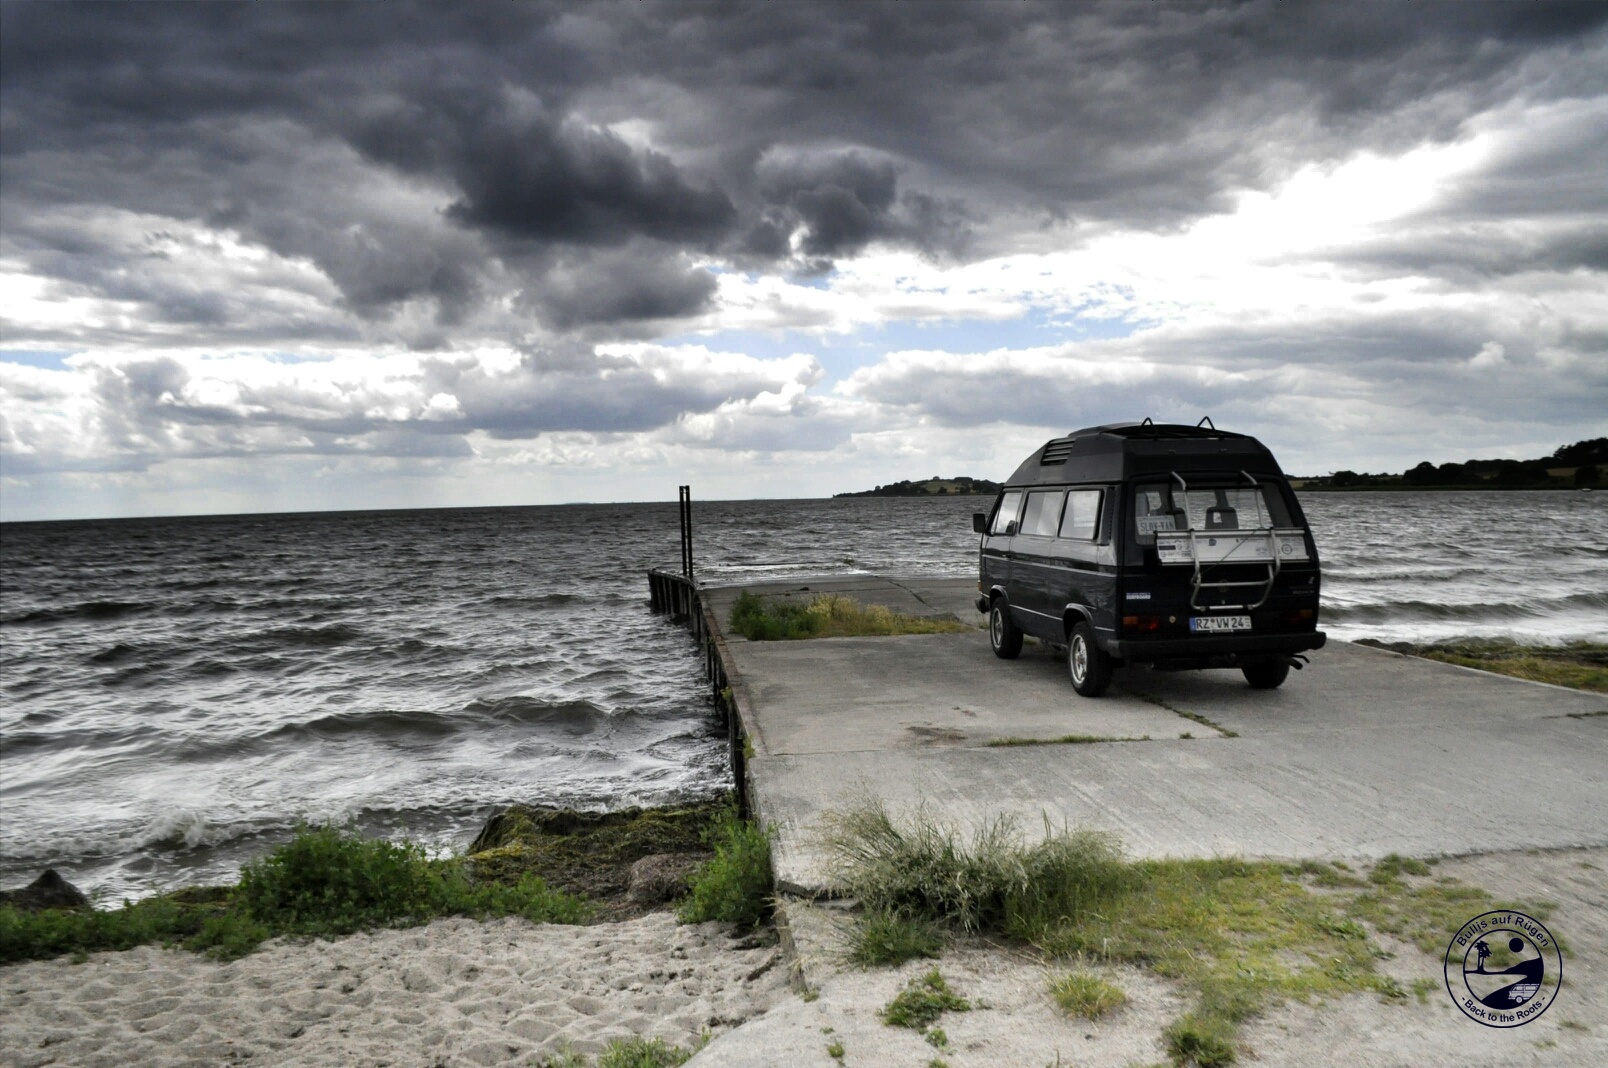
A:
[0,913,788,1068]
[4,848,1604,1067]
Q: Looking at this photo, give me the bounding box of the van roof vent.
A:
[1039,438,1075,465]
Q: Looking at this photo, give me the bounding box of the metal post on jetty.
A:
[646,485,751,816]
[679,484,693,578]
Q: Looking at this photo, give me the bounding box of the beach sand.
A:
[3,849,1603,1067]
[0,913,788,1067]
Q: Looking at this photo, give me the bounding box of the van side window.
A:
[1058,489,1103,540]
[1020,490,1065,537]
[991,491,1024,535]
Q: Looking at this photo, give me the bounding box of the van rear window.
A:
[1132,483,1293,543]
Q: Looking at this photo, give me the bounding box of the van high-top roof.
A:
[1003,421,1285,488]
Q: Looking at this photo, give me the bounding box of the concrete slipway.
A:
[700,576,1608,891]
[682,575,1608,1067]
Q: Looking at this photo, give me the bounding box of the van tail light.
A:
[1122,614,1162,634]
[1281,609,1315,628]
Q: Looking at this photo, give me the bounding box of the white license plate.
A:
[1190,615,1251,633]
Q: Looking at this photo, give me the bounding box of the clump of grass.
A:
[881,967,971,1029]
[678,809,773,929]
[1,893,209,964]
[1164,1012,1237,1067]
[596,1036,696,1068]
[238,825,439,934]
[851,909,944,966]
[1,824,591,965]
[1368,853,1431,883]
[826,1038,845,1060]
[820,802,1130,938]
[729,591,969,641]
[1049,971,1127,1019]
[533,1036,705,1068]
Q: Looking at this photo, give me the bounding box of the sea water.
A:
[2,491,1602,900]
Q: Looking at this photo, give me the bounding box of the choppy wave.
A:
[3,600,154,626]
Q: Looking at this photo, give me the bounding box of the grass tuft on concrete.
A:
[729,591,970,641]
[821,802,1131,938]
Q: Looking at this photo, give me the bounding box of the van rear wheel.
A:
[989,600,1023,659]
[1242,658,1291,689]
[1068,622,1112,697]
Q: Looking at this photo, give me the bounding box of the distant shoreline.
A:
[1291,482,1593,493]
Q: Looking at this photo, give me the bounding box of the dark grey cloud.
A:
[4,0,1604,341]
[524,247,719,330]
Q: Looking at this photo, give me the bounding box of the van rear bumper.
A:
[1104,631,1326,661]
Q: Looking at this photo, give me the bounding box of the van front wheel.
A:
[989,600,1023,660]
[1242,658,1291,689]
[1068,622,1112,697]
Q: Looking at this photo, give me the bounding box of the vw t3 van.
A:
[972,420,1325,696]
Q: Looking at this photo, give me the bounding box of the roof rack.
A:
[1099,423,1247,441]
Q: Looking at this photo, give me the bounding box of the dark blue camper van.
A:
[972,420,1325,696]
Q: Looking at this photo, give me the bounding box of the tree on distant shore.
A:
[1553,438,1608,467]
[1321,437,1604,489]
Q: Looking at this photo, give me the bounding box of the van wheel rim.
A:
[1071,638,1087,683]
[991,609,1002,646]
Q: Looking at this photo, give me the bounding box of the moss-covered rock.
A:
[467,801,728,919]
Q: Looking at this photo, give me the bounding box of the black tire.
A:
[989,599,1023,659]
[1068,621,1112,697]
[1242,658,1291,689]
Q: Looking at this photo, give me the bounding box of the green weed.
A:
[1,824,590,965]
[881,968,971,1029]
[820,802,1129,937]
[1164,1012,1237,1067]
[851,909,943,966]
[534,1048,590,1068]
[1049,971,1127,1019]
[596,1036,695,1068]
[677,809,773,929]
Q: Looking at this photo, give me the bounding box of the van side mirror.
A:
[1004,521,1017,536]
[972,512,988,534]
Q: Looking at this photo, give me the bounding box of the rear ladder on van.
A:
[1152,471,1310,612]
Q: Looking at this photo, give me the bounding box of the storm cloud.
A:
[2,1,1605,517]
